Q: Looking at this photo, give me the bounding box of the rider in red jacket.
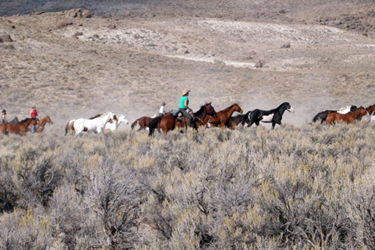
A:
[30,106,39,133]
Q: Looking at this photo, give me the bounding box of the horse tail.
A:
[241,111,252,125]
[149,117,162,136]
[65,120,74,136]
[312,112,321,123]
[131,119,138,130]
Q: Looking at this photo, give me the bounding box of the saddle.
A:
[171,109,183,117]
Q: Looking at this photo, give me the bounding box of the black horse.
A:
[242,102,294,129]
[312,105,358,124]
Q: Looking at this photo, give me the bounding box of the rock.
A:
[56,21,73,29]
[66,8,94,18]
[281,43,291,48]
[32,11,45,15]
[0,34,13,42]
[81,10,94,18]
[74,32,83,36]
[107,24,116,29]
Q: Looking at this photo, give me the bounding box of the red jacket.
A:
[31,108,38,118]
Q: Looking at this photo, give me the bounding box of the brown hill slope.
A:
[1,2,375,128]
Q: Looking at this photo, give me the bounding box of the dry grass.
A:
[0,122,375,249]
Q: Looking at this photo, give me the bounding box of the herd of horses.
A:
[0,102,374,136]
[0,116,53,136]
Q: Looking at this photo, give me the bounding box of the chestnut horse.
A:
[312,105,358,124]
[326,106,368,125]
[0,118,38,136]
[131,116,155,131]
[27,116,53,133]
[366,103,375,115]
[205,103,243,127]
[148,103,217,136]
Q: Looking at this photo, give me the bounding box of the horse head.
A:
[45,116,53,124]
[358,107,368,117]
[233,103,243,114]
[106,112,116,123]
[280,102,295,114]
[205,102,217,118]
[118,114,129,125]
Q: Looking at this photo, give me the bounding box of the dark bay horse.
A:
[243,102,294,129]
[326,106,368,125]
[312,105,358,124]
[131,116,156,131]
[205,103,243,128]
[148,103,217,136]
[0,118,38,136]
[227,111,251,129]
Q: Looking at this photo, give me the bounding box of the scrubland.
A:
[2,0,375,249]
[1,122,375,249]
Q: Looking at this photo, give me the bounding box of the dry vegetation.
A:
[1,0,375,249]
[1,123,375,249]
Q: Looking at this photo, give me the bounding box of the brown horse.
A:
[0,118,38,136]
[33,116,53,132]
[131,116,156,131]
[205,103,243,128]
[148,103,217,136]
[227,111,251,129]
[366,103,375,115]
[326,106,368,125]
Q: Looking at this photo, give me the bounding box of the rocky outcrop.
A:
[66,8,94,18]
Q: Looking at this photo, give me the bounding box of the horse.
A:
[131,116,155,131]
[148,103,217,136]
[226,111,251,129]
[104,114,129,131]
[0,118,38,136]
[326,106,368,125]
[243,102,294,129]
[65,112,115,135]
[312,105,358,124]
[205,103,243,127]
[366,104,375,115]
[27,116,53,133]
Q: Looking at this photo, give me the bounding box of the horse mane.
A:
[220,104,235,112]
[19,118,32,123]
[89,112,112,120]
[194,105,206,116]
[89,114,102,119]
[365,104,375,110]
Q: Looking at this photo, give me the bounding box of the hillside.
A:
[1,0,375,127]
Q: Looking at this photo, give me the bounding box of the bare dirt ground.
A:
[1,0,375,129]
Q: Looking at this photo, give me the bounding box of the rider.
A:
[159,102,166,116]
[179,89,196,128]
[30,106,39,133]
[0,109,6,124]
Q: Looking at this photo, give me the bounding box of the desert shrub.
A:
[1,122,375,249]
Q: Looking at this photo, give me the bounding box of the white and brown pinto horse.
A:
[65,112,116,135]
[104,114,129,131]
